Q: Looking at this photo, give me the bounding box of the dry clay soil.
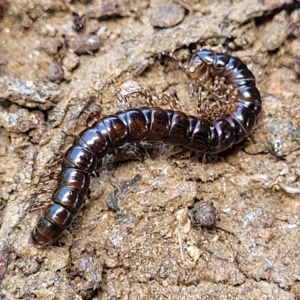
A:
[0,0,300,299]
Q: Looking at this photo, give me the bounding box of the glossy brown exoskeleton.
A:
[32,50,261,245]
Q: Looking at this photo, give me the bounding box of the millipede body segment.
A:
[32,49,261,245]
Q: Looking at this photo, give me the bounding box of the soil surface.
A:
[0,0,300,299]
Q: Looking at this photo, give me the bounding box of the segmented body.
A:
[32,49,261,245]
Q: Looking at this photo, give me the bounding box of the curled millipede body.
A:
[32,49,261,245]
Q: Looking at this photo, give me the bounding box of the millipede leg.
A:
[138,87,157,107]
[188,82,195,98]
[62,130,78,139]
[84,110,102,124]
[197,86,203,117]
[117,88,157,109]
[30,201,51,212]
[117,81,157,107]
[46,154,63,169]
[34,188,53,195]
[117,91,132,110]
[248,132,255,143]
[92,160,102,177]
[38,169,60,183]
[39,174,59,183]
[163,93,182,111]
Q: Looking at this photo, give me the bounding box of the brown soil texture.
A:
[0,0,300,299]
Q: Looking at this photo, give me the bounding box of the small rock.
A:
[150,3,185,28]
[47,63,64,82]
[0,104,44,133]
[40,24,57,37]
[86,0,117,19]
[21,14,33,29]
[189,201,217,228]
[262,10,289,51]
[0,76,59,110]
[292,57,300,75]
[41,38,63,56]
[62,51,80,71]
[73,34,100,55]
[186,245,201,262]
[263,0,294,10]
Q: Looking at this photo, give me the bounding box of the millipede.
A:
[31,49,261,246]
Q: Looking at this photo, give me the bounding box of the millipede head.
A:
[183,52,209,82]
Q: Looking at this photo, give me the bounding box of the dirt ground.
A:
[0,0,300,299]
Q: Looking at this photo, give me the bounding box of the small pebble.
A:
[41,38,62,56]
[189,201,217,228]
[150,3,185,28]
[0,76,59,109]
[47,63,64,82]
[40,24,57,37]
[73,34,100,55]
[262,10,289,51]
[62,51,80,71]
[86,0,117,19]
